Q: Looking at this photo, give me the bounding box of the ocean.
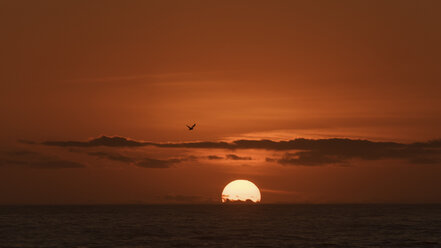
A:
[0,204,440,247]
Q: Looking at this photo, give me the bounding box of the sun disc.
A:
[221,179,261,203]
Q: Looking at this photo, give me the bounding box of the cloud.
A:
[135,158,184,168]
[40,136,232,149]
[207,155,223,160]
[276,152,345,166]
[42,136,146,147]
[83,149,197,168]
[134,155,195,168]
[86,151,134,163]
[40,136,408,151]
[266,141,441,166]
[39,136,441,165]
[225,154,252,160]
[207,154,253,161]
[0,150,85,169]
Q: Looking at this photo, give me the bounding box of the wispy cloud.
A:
[0,150,85,169]
[134,155,197,168]
[84,150,194,168]
[86,151,135,163]
[225,154,252,160]
[135,158,180,168]
[207,155,223,160]
[42,136,145,147]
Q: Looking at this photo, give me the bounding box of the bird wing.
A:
[186,125,191,129]
[191,124,196,128]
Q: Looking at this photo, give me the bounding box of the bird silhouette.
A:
[186,123,196,130]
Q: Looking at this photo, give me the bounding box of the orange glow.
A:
[1,1,441,205]
[221,180,261,203]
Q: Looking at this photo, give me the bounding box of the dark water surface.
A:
[0,205,440,248]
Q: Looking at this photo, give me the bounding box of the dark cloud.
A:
[0,150,85,169]
[86,151,134,163]
[40,136,231,149]
[276,152,345,166]
[135,158,184,168]
[83,149,197,168]
[42,136,146,147]
[267,143,441,166]
[207,155,223,160]
[265,157,276,162]
[134,155,197,168]
[40,136,441,165]
[226,154,252,160]
[155,141,232,149]
[39,136,407,151]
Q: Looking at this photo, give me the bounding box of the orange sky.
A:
[1,0,441,204]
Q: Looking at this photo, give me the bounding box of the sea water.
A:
[0,204,440,247]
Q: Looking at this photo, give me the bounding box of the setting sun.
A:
[221,180,261,203]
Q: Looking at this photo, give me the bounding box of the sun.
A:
[221,179,261,203]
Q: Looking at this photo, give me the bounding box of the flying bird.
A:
[186,123,196,130]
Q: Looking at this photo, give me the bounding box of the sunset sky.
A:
[1,0,441,204]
